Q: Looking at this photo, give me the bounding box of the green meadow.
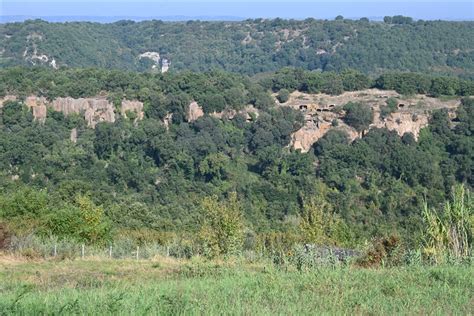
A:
[1,256,472,315]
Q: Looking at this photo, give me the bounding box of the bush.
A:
[380,97,398,119]
[277,89,290,103]
[198,192,244,258]
[356,235,404,267]
[299,196,352,246]
[0,222,11,250]
[343,102,373,133]
[44,196,112,246]
[422,184,472,264]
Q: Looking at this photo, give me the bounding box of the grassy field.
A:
[0,255,473,315]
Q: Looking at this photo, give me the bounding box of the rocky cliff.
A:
[283,90,460,152]
[0,89,461,152]
[372,112,429,139]
[186,101,204,122]
[52,97,115,127]
[1,95,144,128]
[210,105,259,122]
[121,100,144,121]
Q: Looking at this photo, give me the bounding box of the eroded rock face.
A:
[210,105,259,122]
[1,95,48,123]
[290,110,431,153]
[163,113,173,129]
[121,100,144,121]
[8,95,123,127]
[52,97,115,127]
[0,95,18,108]
[139,51,160,66]
[375,112,429,140]
[24,32,56,68]
[161,58,170,73]
[284,89,462,152]
[32,105,48,123]
[70,128,77,143]
[25,95,47,108]
[25,96,48,122]
[52,97,87,115]
[186,101,204,122]
[291,120,332,152]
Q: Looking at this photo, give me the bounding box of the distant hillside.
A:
[1,17,473,77]
[0,67,472,244]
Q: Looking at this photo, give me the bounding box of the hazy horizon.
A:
[1,1,473,22]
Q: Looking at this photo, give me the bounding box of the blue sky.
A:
[1,1,473,21]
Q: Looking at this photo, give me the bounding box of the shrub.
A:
[277,89,290,103]
[76,196,112,245]
[44,196,112,245]
[422,184,472,264]
[299,196,352,247]
[380,97,398,118]
[0,222,11,250]
[198,192,244,258]
[125,110,137,121]
[343,102,373,133]
[356,235,404,268]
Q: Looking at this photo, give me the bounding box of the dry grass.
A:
[0,252,28,265]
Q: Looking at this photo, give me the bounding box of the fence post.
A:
[81,244,85,259]
[166,246,170,257]
[136,246,139,261]
[109,245,112,259]
[53,244,57,257]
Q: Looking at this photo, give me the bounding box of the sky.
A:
[1,1,473,21]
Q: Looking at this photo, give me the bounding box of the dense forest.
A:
[0,67,472,255]
[1,17,474,78]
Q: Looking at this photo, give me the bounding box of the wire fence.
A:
[4,235,373,269]
[7,235,174,260]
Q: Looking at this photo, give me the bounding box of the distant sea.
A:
[0,15,249,23]
[2,1,473,23]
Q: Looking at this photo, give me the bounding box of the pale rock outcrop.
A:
[161,58,170,73]
[24,32,53,67]
[163,113,173,129]
[210,105,259,122]
[25,96,48,122]
[282,89,462,151]
[50,58,58,69]
[243,105,260,121]
[52,97,115,127]
[343,127,360,141]
[290,110,430,152]
[52,97,88,115]
[186,101,204,122]
[291,120,332,152]
[0,95,17,108]
[139,52,160,64]
[32,105,47,123]
[241,32,252,44]
[70,128,77,143]
[375,112,429,140]
[139,51,163,71]
[25,95,47,108]
[2,95,148,128]
[316,49,327,55]
[121,100,144,120]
